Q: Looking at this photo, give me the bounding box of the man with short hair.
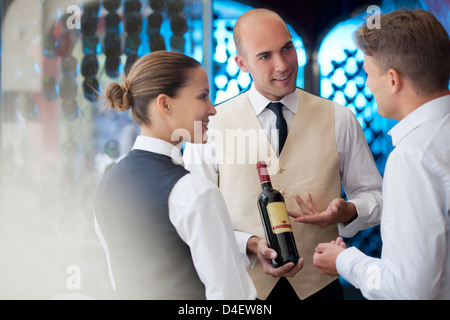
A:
[311,9,450,299]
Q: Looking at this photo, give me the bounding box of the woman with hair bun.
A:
[94,51,256,300]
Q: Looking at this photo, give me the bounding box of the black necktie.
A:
[266,102,287,154]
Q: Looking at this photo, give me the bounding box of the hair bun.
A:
[104,81,133,112]
[121,80,133,110]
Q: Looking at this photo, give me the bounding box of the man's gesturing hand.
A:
[288,193,357,227]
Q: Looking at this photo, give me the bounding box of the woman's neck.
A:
[140,126,180,146]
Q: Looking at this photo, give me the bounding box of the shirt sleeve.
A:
[334,103,383,237]
[336,152,447,299]
[235,231,259,269]
[168,173,257,300]
[184,136,259,270]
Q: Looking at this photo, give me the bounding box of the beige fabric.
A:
[213,89,341,299]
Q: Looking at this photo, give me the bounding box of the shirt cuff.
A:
[338,198,369,237]
[235,231,258,269]
[336,246,366,289]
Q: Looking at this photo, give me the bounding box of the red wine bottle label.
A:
[267,202,293,234]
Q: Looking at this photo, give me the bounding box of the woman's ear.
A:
[155,94,171,116]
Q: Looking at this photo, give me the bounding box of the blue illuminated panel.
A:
[318,18,392,258]
[318,19,395,176]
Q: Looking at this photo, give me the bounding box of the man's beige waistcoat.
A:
[213,89,341,299]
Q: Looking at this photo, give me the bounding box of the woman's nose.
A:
[208,100,217,116]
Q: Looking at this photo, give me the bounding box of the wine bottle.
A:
[256,161,299,268]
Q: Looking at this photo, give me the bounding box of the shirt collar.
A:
[247,84,299,116]
[132,135,184,166]
[388,94,450,146]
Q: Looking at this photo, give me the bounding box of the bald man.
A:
[184,9,383,300]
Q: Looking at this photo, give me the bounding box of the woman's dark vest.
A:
[95,150,205,299]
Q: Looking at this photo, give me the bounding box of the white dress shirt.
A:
[183,85,383,267]
[109,135,257,300]
[336,94,450,299]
